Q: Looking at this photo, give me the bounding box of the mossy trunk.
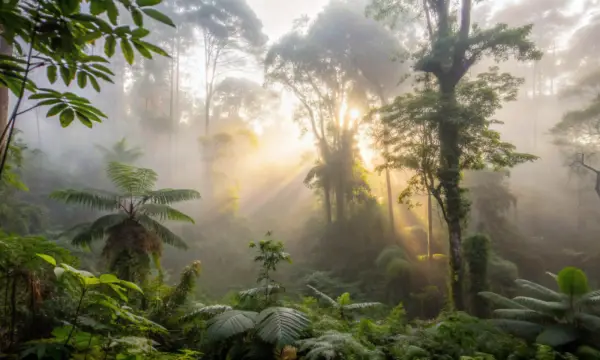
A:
[463,234,490,317]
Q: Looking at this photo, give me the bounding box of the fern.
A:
[297,331,383,360]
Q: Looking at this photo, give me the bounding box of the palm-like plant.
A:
[50,162,200,282]
[95,137,144,164]
[480,267,600,352]
[307,285,382,320]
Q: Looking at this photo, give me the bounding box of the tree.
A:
[369,0,541,310]
[0,0,175,176]
[185,0,267,136]
[49,162,200,282]
[265,3,400,224]
[95,137,144,164]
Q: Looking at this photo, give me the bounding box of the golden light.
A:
[349,108,360,120]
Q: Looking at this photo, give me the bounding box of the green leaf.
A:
[137,40,169,57]
[255,307,310,346]
[76,111,93,128]
[46,103,69,117]
[90,0,105,15]
[99,274,119,283]
[120,39,134,65]
[60,108,75,127]
[141,8,175,27]
[557,267,589,297]
[47,65,57,84]
[131,8,143,27]
[77,72,87,88]
[118,280,143,293]
[36,253,57,266]
[106,0,119,25]
[88,75,101,92]
[104,35,116,57]
[60,66,72,86]
[132,41,152,59]
[131,28,151,38]
[206,310,258,342]
[83,277,100,286]
[59,0,79,15]
[536,325,579,347]
[136,0,162,6]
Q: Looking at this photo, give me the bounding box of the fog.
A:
[6,0,600,301]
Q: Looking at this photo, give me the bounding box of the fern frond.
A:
[478,291,528,309]
[49,189,120,211]
[307,285,338,308]
[71,214,128,247]
[107,162,157,194]
[206,310,258,342]
[146,189,201,205]
[343,302,383,311]
[298,331,382,360]
[515,279,563,301]
[139,204,195,223]
[137,215,188,249]
[239,284,284,299]
[180,304,233,321]
[255,307,310,346]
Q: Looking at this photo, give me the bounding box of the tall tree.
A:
[265,4,401,224]
[369,0,541,309]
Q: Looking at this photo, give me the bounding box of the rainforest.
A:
[1,0,600,359]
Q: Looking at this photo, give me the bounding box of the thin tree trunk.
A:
[385,166,395,234]
[427,192,433,262]
[0,37,12,160]
[324,184,332,224]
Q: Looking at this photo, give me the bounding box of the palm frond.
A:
[180,304,233,321]
[575,313,600,332]
[206,310,258,342]
[139,204,195,223]
[255,307,310,346]
[479,291,528,310]
[492,309,552,323]
[515,279,564,301]
[512,296,568,314]
[146,189,201,205]
[307,285,338,308]
[488,319,544,340]
[137,215,188,250]
[107,162,158,195]
[239,284,284,299]
[343,302,383,311]
[72,214,129,247]
[49,189,120,211]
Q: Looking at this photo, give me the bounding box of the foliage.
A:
[464,234,491,317]
[481,267,600,353]
[50,161,200,282]
[96,137,144,164]
[0,0,174,179]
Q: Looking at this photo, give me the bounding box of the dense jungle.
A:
[1,0,600,358]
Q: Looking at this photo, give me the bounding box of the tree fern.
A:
[255,307,310,346]
[206,310,258,342]
[297,331,383,360]
[50,162,199,281]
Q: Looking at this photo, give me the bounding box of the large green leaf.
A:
[138,203,195,223]
[255,307,310,346]
[49,189,120,211]
[536,325,579,347]
[479,291,529,310]
[146,189,201,205]
[515,279,564,301]
[206,310,258,342]
[489,319,544,341]
[307,285,338,308]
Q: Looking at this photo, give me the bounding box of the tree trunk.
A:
[335,178,345,222]
[324,183,332,224]
[385,163,395,234]
[0,37,12,160]
[438,80,465,311]
[427,191,433,262]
